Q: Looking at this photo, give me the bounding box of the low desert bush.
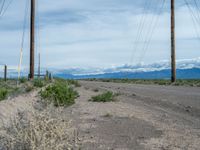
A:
[40,81,79,107]
[67,80,81,87]
[25,85,34,92]
[33,79,44,88]
[0,88,8,101]
[0,109,75,150]
[19,77,27,83]
[90,91,116,102]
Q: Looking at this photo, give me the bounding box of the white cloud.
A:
[0,0,200,70]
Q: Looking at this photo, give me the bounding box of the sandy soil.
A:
[0,91,38,126]
[0,81,200,150]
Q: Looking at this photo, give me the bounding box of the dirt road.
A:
[73,81,200,149]
[0,81,200,149]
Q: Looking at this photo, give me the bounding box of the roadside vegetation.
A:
[0,78,81,149]
[89,91,116,102]
[33,79,45,87]
[0,78,50,101]
[0,77,80,105]
[0,108,75,150]
[0,88,8,101]
[67,79,81,87]
[0,79,20,101]
[40,80,79,107]
[54,78,81,87]
[85,79,200,87]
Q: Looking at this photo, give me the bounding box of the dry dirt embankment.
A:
[0,91,38,125]
[0,81,200,150]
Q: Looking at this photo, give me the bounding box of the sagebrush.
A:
[40,81,79,107]
[0,88,8,101]
[90,91,116,102]
[33,79,44,88]
[67,80,81,87]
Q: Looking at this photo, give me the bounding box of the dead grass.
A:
[0,107,76,150]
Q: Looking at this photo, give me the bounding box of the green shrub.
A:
[67,80,81,87]
[90,91,116,102]
[19,77,27,83]
[0,88,8,101]
[25,86,34,92]
[40,81,78,107]
[33,79,44,88]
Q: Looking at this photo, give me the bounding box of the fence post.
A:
[4,65,7,82]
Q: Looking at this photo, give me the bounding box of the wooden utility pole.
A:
[30,0,35,79]
[171,0,176,82]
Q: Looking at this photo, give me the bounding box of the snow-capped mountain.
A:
[53,57,200,77]
[1,58,200,79]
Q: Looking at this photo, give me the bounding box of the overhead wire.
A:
[36,0,41,76]
[184,0,200,39]
[130,0,153,65]
[138,0,162,63]
[0,0,6,16]
[130,0,200,68]
[18,0,29,80]
[138,0,166,63]
[185,0,200,26]
[193,0,200,23]
[0,0,14,18]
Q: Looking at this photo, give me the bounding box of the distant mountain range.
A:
[53,58,200,79]
[55,68,200,79]
[1,58,200,79]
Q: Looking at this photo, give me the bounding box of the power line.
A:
[184,0,200,39]
[139,0,166,63]
[36,0,41,77]
[0,0,6,16]
[193,0,200,18]
[185,0,200,26]
[18,0,29,80]
[0,0,14,18]
[130,0,153,65]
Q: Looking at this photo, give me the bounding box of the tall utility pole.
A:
[171,0,176,82]
[30,0,35,79]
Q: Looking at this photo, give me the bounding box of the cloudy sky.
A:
[0,0,200,70]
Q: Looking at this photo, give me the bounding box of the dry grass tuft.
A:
[0,107,76,150]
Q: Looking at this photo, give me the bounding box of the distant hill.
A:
[1,58,200,79]
[54,68,200,79]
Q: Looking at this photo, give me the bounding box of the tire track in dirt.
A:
[76,81,200,150]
